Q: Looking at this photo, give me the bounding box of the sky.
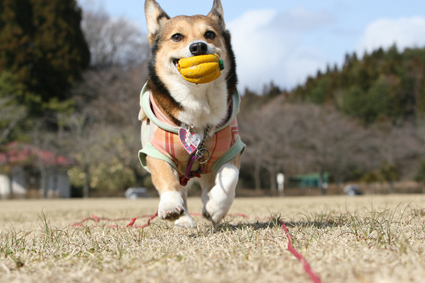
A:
[79,0,425,91]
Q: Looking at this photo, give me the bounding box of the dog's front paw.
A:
[203,198,231,225]
[158,191,185,220]
[174,213,195,228]
[202,164,238,225]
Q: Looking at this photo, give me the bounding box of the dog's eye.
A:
[171,33,184,42]
[204,31,216,40]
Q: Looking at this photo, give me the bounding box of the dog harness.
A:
[138,82,245,185]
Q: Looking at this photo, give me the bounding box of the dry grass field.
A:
[1,195,425,283]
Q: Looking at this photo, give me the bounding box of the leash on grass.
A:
[277,219,322,283]
[71,212,322,283]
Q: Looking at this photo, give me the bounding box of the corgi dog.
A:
[139,0,245,227]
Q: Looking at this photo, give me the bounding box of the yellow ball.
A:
[177,54,222,84]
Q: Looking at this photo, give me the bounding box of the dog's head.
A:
[144,0,237,95]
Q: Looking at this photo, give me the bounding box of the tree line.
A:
[289,45,425,125]
[0,1,149,197]
[1,1,425,197]
[239,46,425,193]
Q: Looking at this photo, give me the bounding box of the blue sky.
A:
[79,0,425,90]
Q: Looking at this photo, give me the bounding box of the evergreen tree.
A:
[419,65,425,114]
[357,66,371,91]
[0,0,90,114]
[310,77,330,104]
[288,46,425,124]
[342,85,368,121]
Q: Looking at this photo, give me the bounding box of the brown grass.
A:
[1,195,425,283]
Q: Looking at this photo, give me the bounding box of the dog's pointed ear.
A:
[207,0,225,29]
[145,0,170,45]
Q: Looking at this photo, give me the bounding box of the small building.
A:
[0,142,74,199]
[289,172,330,188]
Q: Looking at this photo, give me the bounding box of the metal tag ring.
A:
[196,148,210,164]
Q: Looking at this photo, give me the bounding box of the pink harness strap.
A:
[150,94,177,127]
[144,92,240,180]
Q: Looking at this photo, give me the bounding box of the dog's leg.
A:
[174,186,195,228]
[199,154,240,225]
[146,156,195,227]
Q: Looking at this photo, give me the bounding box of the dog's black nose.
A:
[189,42,208,55]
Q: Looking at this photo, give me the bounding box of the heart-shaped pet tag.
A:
[179,128,201,154]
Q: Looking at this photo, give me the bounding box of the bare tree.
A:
[0,96,26,145]
[29,121,59,198]
[60,111,112,198]
[260,102,307,192]
[72,63,149,184]
[240,98,309,192]
[297,104,366,194]
[81,7,149,68]
[66,5,151,195]
[0,96,26,199]
[368,122,420,193]
[414,119,425,157]
[240,106,267,191]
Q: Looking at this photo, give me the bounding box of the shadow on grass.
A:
[190,217,347,235]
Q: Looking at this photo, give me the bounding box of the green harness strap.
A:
[138,82,245,175]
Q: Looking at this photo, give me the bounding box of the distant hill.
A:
[287,45,425,125]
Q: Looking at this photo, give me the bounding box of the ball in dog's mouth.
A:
[176,54,223,84]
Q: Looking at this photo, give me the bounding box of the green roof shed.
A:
[289,172,330,188]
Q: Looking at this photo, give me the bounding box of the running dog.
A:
[139,0,245,227]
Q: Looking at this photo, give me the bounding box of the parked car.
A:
[125,187,149,199]
[343,185,364,196]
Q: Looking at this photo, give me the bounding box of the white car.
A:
[125,187,149,199]
[343,185,363,196]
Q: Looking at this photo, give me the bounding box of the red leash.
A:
[126,212,158,228]
[71,212,322,283]
[278,220,322,283]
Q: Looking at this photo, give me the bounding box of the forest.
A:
[1,0,425,197]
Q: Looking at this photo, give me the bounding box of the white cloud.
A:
[269,8,335,32]
[227,9,333,91]
[356,17,425,54]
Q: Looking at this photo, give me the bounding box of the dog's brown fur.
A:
[143,0,241,226]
